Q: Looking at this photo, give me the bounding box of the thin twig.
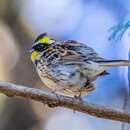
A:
[0,80,130,123]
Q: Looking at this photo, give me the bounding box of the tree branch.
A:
[0,80,130,123]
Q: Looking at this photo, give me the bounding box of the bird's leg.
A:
[74,82,96,100]
[74,95,82,100]
[51,88,57,94]
[51,89,55,94]
[74,87,83,100]
[50,87,61,106]
[73,89,83,113]
[75,81,90,100]
[51,86,62,93]
[51,88,59,97]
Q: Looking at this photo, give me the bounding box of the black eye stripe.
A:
[33,43,43,49]
[33,43,49,52]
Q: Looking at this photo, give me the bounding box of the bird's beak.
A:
[27,48,35,53]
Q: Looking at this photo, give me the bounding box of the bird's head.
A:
[28,33,55,62]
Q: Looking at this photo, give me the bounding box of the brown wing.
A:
[41,40,107,65]
[63,40,100,58]
[55,40,106,63]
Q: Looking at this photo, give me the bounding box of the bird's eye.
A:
[33,43,44,51]
[38,43,44,48]
[33,43,49,51]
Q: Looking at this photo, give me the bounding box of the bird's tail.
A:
[95,60,130,67]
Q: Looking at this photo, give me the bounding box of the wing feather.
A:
[51,41,106,64]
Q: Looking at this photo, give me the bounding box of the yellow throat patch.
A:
[31,51,39,61]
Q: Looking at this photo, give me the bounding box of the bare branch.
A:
[0,80,130,123]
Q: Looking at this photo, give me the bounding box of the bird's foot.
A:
[48,89,60,107]
[74,95,82,100]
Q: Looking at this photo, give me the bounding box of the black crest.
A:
[34,33,47,43]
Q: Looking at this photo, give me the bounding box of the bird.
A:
[28,33,130,97]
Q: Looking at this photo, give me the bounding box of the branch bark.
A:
[0,80,130,123]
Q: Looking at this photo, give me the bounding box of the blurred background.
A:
[0,0,129,130]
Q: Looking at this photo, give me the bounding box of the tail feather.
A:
[95,60,130,67]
